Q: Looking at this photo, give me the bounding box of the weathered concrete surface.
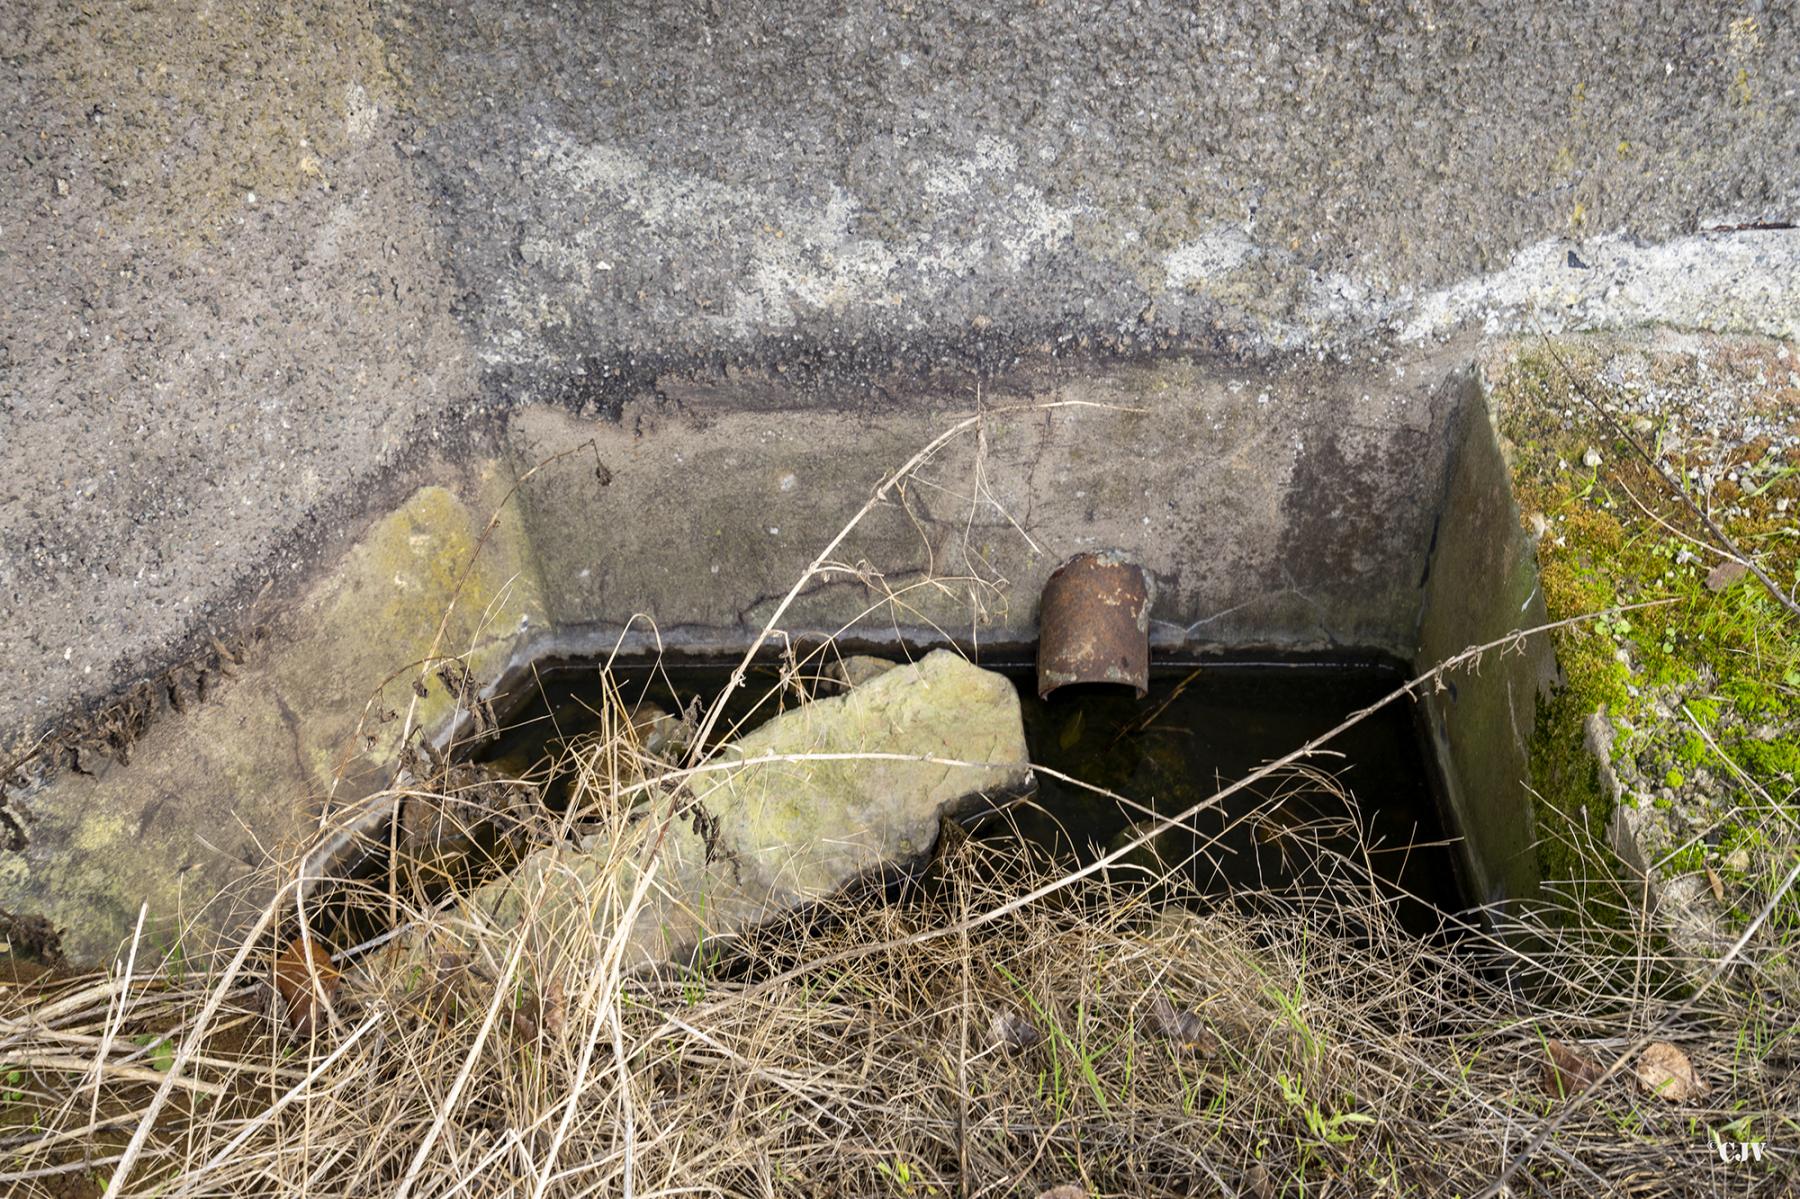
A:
[4,3,1799,959]
[395,1,1799,371]
[504,352,1468,661]
[448,650,1030,973]
[1,1,475,752]
[5,2,1798,764]
[1414,383,1559,911]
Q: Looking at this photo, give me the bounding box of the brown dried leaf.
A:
[1540,1039,1602,1098]
[1706,865,1725,903]
[273,937,339,1035]
[1145,994,1219,1056]
[1242,1163,1275,1199]
[511,981,569,1044]
[989,1008,1043,1053]
[511,997,541,1042]
[1706,560,1749,592]
[540,979,566,1040]
[1035,1187,1086,1199]
[1636,1041,1703,1101]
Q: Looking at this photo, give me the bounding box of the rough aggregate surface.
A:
[4,0,1799,759]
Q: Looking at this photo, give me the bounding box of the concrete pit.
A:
[3,351,1555,964]
[4,2,1793,967]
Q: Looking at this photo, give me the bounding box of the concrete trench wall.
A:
[506,352,1464,662]
[1414,380,1560,912]
[1,346,1555,965]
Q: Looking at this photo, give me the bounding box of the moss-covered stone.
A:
[1,471,544,964]
[278,477,544,769]
[706,650,1031,898]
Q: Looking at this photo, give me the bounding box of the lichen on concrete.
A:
[0,473,544,964]
[282,478,545,768]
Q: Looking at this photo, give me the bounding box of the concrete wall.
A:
[1414,379,1560,911]
[5,347,1485,962]
[503,351,1469,664]
[6,2,1796,767]
[4,2,1797,961]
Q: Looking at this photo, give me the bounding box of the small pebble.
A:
[1705,560,1748,592]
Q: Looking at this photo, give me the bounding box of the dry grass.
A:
[0,682,1795,1198]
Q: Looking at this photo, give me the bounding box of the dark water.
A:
[472,654,1469,933]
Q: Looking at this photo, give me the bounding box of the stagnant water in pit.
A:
[465,653,1471,937]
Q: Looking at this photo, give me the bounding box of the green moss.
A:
[1663,842,1707,874]
[1527,684,1612,886]
[1489,337,1800,903]
[284,479,545,766]
[1730,736,1800,781]
[1676,732,1707,765]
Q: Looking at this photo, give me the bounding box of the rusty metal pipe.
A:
[1036,551,1154,699]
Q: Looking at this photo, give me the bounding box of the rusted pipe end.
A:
[1036,551,1154,700]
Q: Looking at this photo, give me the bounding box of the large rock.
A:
[455,650,1031,972]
